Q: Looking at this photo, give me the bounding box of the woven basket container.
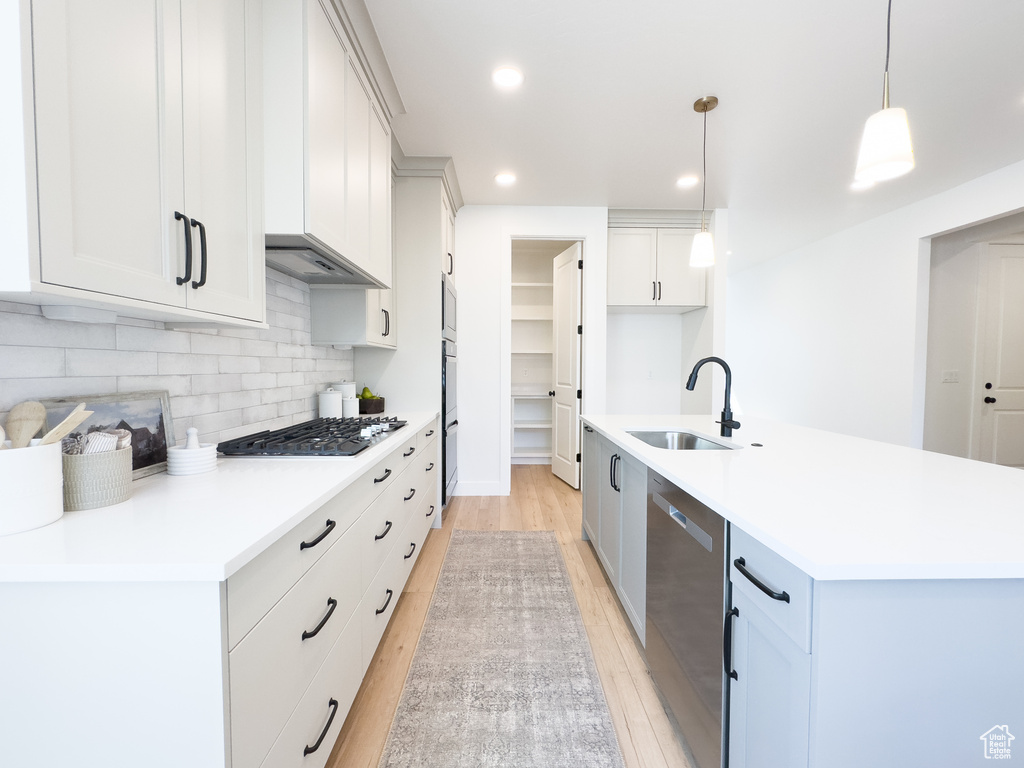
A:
[63,447,133,512]
[359,397,385,414]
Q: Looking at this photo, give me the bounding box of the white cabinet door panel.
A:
[656,229,706,307]
[344,59,371,272]
[32,0,185,306]
[607,228,658,306]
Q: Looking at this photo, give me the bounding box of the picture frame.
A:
[39,391,173,479]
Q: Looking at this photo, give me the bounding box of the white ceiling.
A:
[365,0,1024,271]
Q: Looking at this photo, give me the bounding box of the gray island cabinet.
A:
[582,414,1024,767]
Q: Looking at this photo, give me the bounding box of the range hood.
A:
[265,234,386,287]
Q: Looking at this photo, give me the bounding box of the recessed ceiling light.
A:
[492,67,523,89]
[676,175,699,189]
[495,172,516,186]
[850,178,875,191]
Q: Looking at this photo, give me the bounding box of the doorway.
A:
[510,239,583,488]
[923,212,1024,467]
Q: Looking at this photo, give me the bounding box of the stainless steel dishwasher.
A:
[646,470,729,768]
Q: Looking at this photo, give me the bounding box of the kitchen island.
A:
[583,413,1024,768]
[0,412,440,768]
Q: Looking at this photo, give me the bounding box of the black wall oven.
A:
[441,274,457,506]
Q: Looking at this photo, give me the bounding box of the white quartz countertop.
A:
[582,414,1024,581]
[0,412,438,583]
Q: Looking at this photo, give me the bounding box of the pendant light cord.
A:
[882,0,893,109]
[700,108,707,232]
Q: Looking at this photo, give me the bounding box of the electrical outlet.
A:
[941,370,959,384]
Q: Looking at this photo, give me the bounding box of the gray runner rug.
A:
[378,529,626,768]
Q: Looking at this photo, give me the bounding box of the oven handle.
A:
[445,419,459,435]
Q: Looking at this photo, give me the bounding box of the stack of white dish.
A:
[167,428,217,476]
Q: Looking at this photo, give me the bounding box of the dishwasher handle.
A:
[654,492,714,552]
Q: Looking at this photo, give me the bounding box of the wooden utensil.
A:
[5,401,47,449]
[40,403,93,446]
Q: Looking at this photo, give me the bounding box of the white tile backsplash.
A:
[0,269,354,446]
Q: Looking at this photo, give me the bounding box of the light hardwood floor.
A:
[326,464,692,768]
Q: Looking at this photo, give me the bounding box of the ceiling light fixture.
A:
[495,172,516,186]
[492,67,523,89]
[676,175,699,189]
[854,0,914,183]
[690,96,718,268]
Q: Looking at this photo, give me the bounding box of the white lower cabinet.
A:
[582,429,646,640]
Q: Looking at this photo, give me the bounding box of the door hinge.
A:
[578,259,583,269]
[576,452,581,463]
[577,389,582,399]
[577,324,582,335]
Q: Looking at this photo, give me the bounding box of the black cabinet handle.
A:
[374,468,392,484]
[301,598,338,641]
[734,557,791,603]
[609,454,621,492]
[652,281,657,301]
[584,425,594,433]
[404,489,416,502]
[299,519,336,550]
[189,218,207,288]
[425,462,434,471]
[374,520,393,541]
[174,211,193,285]
[447,253,454,275]
[723,607,739,680]
[375,588,394,615]
[403,447,415,457]
[382,308,390,337]
[985,396,997,404]
[302,698,339,756]
[425,429,434,437]
[426,505,435,518]
[405,542,416,559]
[548,390,555,397]
[657,281,662,300]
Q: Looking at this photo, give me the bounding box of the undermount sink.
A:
[627,430,734,451]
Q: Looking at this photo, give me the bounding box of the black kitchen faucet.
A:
[686,356,741,437]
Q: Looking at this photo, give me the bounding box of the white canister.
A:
[319,388,346,418]
[332,381,357,399]
[0,440,64,536]
[342,397,360,418]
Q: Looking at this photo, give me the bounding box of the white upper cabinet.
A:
[442,193,455,279]
[607,227,706,310]
[5,0,265,325]
[264,0,392,288]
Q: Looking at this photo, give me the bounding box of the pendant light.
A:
[690,96,717,268]
[854,0,914,183]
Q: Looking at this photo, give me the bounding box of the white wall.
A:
[0,269,354,446]
[728,159,1024,447]
[453,206,608,495]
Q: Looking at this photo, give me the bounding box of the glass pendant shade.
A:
[855,106,914,182]
[690,230,715,267]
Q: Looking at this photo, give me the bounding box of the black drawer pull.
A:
[174,211,193,285]
[734,557,791,603]
[375,520,393,541]
[425,429,434,437]
[299,519,336,550]
[425,462,434,471]
[302,698,338,756]
[301,598,337,641]
[723,607,739,680]
[375,588,394,615]
[404,489,416,502]
[405,542,416,559]
[403,446,415,457]
[189,217,208,288]
[374,468,392,484]
[426,505,435,518]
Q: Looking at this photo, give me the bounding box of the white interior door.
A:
[551,243,582,488]
[972,243,1024,467]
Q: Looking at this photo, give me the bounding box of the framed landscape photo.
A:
[40,391,173,479]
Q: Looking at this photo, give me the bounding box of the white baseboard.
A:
[452,480,505,496]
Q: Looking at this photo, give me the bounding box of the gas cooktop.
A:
[217,416,406,457]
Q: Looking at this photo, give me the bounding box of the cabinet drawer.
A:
[730,526,813,652]
[401,477,438,578]
[230,526,360,768]
[227,488,362,649]
[360,545,405,671]
[357,479,409,592]
[258,616,362,768]
[419,419,439,445]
